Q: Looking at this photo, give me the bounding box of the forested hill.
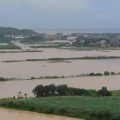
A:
[0,27,38,35]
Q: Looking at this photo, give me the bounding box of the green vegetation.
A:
[0,96,120,120]
[0,27,37,36]
[98,87,112,96]
[30,42,70,48]
[0,71,119,82]
[33,84,111,97]
[89,73,103,76]
[17,56,120,61]
[30,75,65,80]
[3,56,120,63]
[31,44,68,48]
[23,35,45,43]
[0,84,119,120]
[0,43,20,49]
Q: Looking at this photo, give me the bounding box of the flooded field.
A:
[0,48,120,61]
[0,59,120,78]
[0,75,120,98]
[0,48,120,120]
[0,108,81,120]
[0,49,120,98]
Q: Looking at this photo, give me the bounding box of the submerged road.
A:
[11,41,32,50]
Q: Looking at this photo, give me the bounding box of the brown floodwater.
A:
[0,59,120,78]
[0,49,120,78]
[0,75,120,98]
[0,49,120,98]
[0,49,120,119]
[0,48,120,61]
[0,108,82,120]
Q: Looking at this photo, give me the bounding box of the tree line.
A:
[33,84,111,97]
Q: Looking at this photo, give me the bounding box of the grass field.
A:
[0,43,20,49]
[0,96,120,120]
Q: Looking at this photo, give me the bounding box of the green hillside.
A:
[0,27,37,35]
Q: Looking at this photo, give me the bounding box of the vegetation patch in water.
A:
[3,56,120,63]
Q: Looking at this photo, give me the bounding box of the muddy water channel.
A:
[0,108,82,120]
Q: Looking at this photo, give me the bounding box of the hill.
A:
[0,27,38,36]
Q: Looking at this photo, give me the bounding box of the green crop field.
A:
[0,96,120,120]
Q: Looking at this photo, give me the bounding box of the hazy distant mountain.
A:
[0,27,38,35]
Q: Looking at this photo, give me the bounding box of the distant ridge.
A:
[0,27,38,35]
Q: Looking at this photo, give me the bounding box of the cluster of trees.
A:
[88,71,117,76]
[0,77,7,81]
[33,84,111,97]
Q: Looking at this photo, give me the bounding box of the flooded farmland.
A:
[0,48,120,61]
[0,48,120,120]
[0,75,120,98]
[0,49,120,78]
[0,49,120,98]
[0,59,120,78]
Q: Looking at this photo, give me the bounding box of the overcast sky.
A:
[0,0,120,31]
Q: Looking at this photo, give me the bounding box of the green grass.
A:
[0,96,120,120]
[112,90,120,96]
[0,43,20,49]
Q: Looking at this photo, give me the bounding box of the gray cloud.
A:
[0,0,120,31]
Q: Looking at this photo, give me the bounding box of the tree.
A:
[33,85,44,97]
[104,71,110,75]
[98,87,111,96]
[49,84,56,96]
[56,85,68,95]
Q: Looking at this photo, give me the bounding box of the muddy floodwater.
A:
[0,49,120,78]
[0,108,82,120]
[0,48,120,61]
[0,49,120,98]
[0,75,120,98]
[0,48,120,119]
[1,59,120,78]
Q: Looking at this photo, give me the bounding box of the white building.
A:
[67,37,77,45]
